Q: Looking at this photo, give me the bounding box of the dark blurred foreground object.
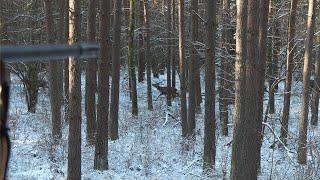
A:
[0,43,99,179]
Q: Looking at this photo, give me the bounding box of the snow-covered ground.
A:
[6,71,320,179]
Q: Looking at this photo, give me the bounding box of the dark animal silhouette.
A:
[152,83,179,100]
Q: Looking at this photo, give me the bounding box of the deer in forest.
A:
[152,83,179,100]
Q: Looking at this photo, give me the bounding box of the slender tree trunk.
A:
[143,0,153,111]
[166,0,172,106]
[268,6,280,114]
[257,0,271,173]
[187,0,198,138]
[203,0,217,173]
[64,0,70,123]
[109,0,122,140]
[178,0,188,137]
[128,0,138,116]
[171,0,176,89]
[138,0,145,83]
[298,0,316,165]
[193,0,201,113]
[311,19,320,126]
[44,0,62,141]
[280,0,298,144]
[67,0,82,178]
[85,0,97,145]
[56,0,64,107]
[219,0,231,136]
[94,0,111,170]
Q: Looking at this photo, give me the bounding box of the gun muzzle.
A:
[0,43,100,62]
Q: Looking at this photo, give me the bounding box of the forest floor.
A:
[7,71,320,179]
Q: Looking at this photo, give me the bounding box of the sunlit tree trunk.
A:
[257,0,271,172]
[231,0,264,178]
[178,0,188,137]
[298,0,316,165]
[143,0,153,111]
[230,0,248,177]
[67,0,82,178]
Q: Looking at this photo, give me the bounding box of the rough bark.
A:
[178,0,188,137]
[231,0,263,178]
[44,0,62,141]
[64,0,70,123]
[67,0,82,178]
[85,0,97,145]
[298,0,316,165]
[109,0,122,140]
[94,0,111,170]
[203,0,217,173]
[187,0,198,138]
[257,0,271,173]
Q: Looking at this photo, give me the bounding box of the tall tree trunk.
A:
[171,0,176,89]
[187,0,198,138]
[128,0,138,116]
[257,0,271,173]
[44,0,62,141]
[94,0,111,170]
[85,0,97,145]
[138,0,145,83]
[193,0,201,113]
[109,0,122,140]
[178,0,188,137]
[231,0,264,179]
[268,4,280,114]
[280,0,298,144]
[311,19,320,126]
[219,0,231,136]
[56,0,64,108]
[230,0,248,177]
[298,0,316,165]
[64,0,70,122]
[203,0,217,173]
[143,0,153,111]
[166,0,172,106]
[67,0,82,178]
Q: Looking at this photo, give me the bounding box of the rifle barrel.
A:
[0,43,99,62]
